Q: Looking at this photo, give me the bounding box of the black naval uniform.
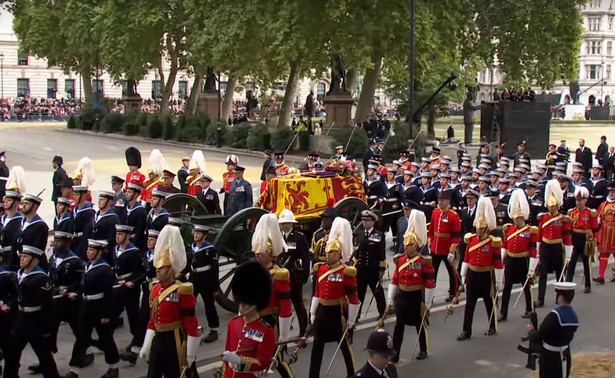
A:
[589,177,608,210]
[145,208,170,232]
[113,191,127,225]
[69,259,119,372]
[91,210,120,265]
[365,178,387,209]
[197,187,222,215]
[528,192,544,227]
[114,242,145,347]
[3,266,59,378]
[1,212,23,271]
[419,186,438,220]
[19,215,50,271]
[354,362,398,378]
[54,212,74,234]
[73,204,95,260]
[561,186,576,215]
[354,226,387,319]
[493,203,510,239]
[126,202,148,251]
[311,228,329,264]
[457,204,477,276]
[382,182,402,248]
[282,229,310,335]
[0,266,18,366]
[133,248,157,350]
[189,241,220,330]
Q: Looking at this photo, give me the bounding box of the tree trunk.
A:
[81,69,95,105]
[159,59,178,115]
[354,51,383,122]
[346,68,358,96]
[277,60,302,128]
[185,72,203,117]
[427,104,437,138]
[221,75,238,122]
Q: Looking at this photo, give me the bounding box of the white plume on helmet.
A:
[327,217,353,262]
[406,210,428,247]
[154,224,187,274]
[252,213,287,257]
[6,166,26,193]
[77,157,96,187]
[574,185,590,200]
[148,149,167,177]
[474,196,497,231]
[190,150,206,173]
[508,189,530,220]
[544,179,564,208]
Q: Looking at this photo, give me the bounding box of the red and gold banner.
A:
[257,174,366,219]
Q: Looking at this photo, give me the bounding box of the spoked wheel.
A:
[162,193,208,221]
[213,207,268,312]
[334,197,369,231]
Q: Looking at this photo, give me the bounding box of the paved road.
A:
[3,124,615,377]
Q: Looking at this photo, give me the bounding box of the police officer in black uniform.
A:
[3,245,59,378]
[91,191,120,265]
[72,186,95,260]
[354,328,398,378]
[1,190,23,271]
[354,210,387,321]
[125,182,148,251]
[54,197,74,234]
[0,247,18,372]
[196,175,222,215]
[145,189,170,231]
[19,194,50,271]
[189,224,220,343]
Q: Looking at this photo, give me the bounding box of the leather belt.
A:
[155,321,182,332]
[507,251,529,257]
[318,298,345,306]
[400,284,423,292]
[543,342,568,352]
[117,273,132,280]
[192,265,212,273]
[542,237,563,244]
[83,293,104,300]
[434,232,451,238]
[469,265,493,272]
[19,305,42,313]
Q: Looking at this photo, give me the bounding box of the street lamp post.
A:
[0,53,4,103]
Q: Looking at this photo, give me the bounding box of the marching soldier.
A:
[142,149,165,209]
[387,211,435,361]
[418,172,437,220]
[125,147,145,188]
[458,197,503,340]
[227,166,253,217]
[309,217,359,378]
[220,261,275,378]
[54,197,74,234]
[125,183,148,251]
[189,224,220,343]
[222,156,237,215]
[1,190,23,271]
[365,163,386,209]
[354,210,387,320]
[383,170,403,251]
[20,194,50,271]
[560,175,576,214]
[0,247,18,371]
[186,150,206,197]
[513,141,532,169]
[252,214,293,377]
[594,183,615,283]
[138,225,200,378]
[566,186,598,293]
[311,203,336,264]
[146,189,170,231]
[427,189,462,302]
[111,176,127,224]
[499,190,539,321]
[114,224,145,361]
[196,175,222,215]
[354,329,398,378]
[589,164,608,210]
[536,180,572,307]
[65,240,119,378]
[72,185,95,260]
[92,191,120,264]
[457,189,478,276]
[279,209,310,336]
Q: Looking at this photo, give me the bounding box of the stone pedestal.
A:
[123,94,142,112]
[198,91,221,121]
[323,92,356,132]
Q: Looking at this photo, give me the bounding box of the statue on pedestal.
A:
[327,53,348,95]
[203,67,217,92]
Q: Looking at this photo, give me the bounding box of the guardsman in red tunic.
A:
[221,261,276,378]
[566,186,599,293]
[536,180,573,307]
[387,210,435,361]
[186,150,206,197]
[427,188,462,301]
[274,152,290,177]
[594,184,615,283]
[500,190,539,321]
[141,149,166,207]
[308,218,360,378]
[222,156,237,215]
[252,214,294,377]
[138,224,200,378]
[125,147,145,190]
[458,196,504,340]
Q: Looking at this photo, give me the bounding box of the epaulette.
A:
[178,282,194,295]
[503,223,511,232]
[421,255,433,265]
[344,265,357,277]
[562,215,572,223]
[530,226,539,234]
[490,236,502,247]
[274,268,290,281]
[590,208,597,216]
[149,281,157,293]
[464,232,475,244]
[313,262,324,273]
[449,209,458,215]
[567,208,573,215]
[537,212,546,221]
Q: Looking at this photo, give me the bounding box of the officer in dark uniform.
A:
[589,164,608,209]
[125,183,148,251]
[196,175,222,215]
[3,245,59,378]
[559,175,576,214]
[66,240,119,378]
[178,157,190,193]
[457,189,478,275]
[145,189,169,231]
[1,190,23,271]
[111,176,127,224]
[491,190,510,239]
[54,197,74,234]
[52,156,67,208]
[365,163,387,209]
[311,206,336,264]
[383,170,402,251]
[513,142,532,169]
[91,191,120,265]
[353,329,398,378]
[418,173,437,220]
[526,180,543,227]
[20,194,50,271]
[354,210,387,320]
[72,186,95,260]
[189,224,220,343]
[159,170,182,194]
[0,247,18,372]
[227,165,253,217]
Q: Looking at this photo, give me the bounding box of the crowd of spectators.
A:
[0,97,81,121]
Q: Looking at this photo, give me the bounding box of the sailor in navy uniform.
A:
[111,176,127,224]
[91,191,120,265]
[383,170,403,250]
[353,328,398,378]
[3,245,59,378]
[418,173,437,220]
[1,190,24,271]
[525,180,543,227]
[113,224,145,361]
[196,175,222,215]
[365,163,387,209]
[19,194,50,271]
[227,165,253,217]
[0,247,18,371]
[125,183,148,251]
[54,197,74,234]
[145,189,169,231]
[589,164,608,210]
[520,282,579,378]
[72,186,95,260]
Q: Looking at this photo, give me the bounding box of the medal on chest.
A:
[328,273,344,282]
[245,328,264,342]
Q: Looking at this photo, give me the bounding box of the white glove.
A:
[495,268,503,292]
[565,245,573,261]
[387,284,399,306]
[447,253,455,263]
[528,257,539,276]
[139,329,156,360]
[222,351,242,365]
[186,335,200,364]
[309,297,319,324]
[424,288,435,310]
[536,242,541,256]
[347,302,360,328]
[460,262,469,283]
[278,316,291,342]
[501,248,508,260]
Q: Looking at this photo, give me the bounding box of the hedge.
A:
[271,127,295,153]
[247,123,270,151]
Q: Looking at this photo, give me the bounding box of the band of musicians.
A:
[4,137,615,378]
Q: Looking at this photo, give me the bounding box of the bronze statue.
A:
[327,53,347,95]
[203,66,217,92]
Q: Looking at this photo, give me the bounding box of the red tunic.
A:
[503,224,539,258]
[463,234,504,270]
[314,263,359,304]
[260,266,292,318]
[125,171,145,189]
[538,213,572,246]
[147,281,199,337]
[223,171,235,193]
[275,164,290,177]
[187,176,202,197]
[377,166,388,177]
[223,313,275,378]
[392,254,436,290]
[64,194,76,212]
[428,208,461,256]
[568,207,598,236]
[141,179,159,203]
[597,200,615,253]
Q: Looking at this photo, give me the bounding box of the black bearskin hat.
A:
[231,261,271,310]
[125,147,142,168]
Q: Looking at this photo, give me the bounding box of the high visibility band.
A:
[259,307,280,316]
[469,265,493,272]
[19,305,42,312]
[400,284,423,292]
[542,237,563,244]
[117,273,132,280]
[155,321,182,332]
[192,265,212,273]
[507,251,530,258]
[318,298,345,306]
[83,293,104,300]
[434,233,451,238]
[542,342,568,352]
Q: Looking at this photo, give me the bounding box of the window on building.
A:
[589,17,602,31]
[590,0,602,7]
[588,40,602,54]
[17,78,29,96]
[608,41,613,55]
[47,79,57,99]
[178,80,188,99]
[607,65,612,80]
[65,79,75,99]
[92,79,104,96]
[586,64,602,80]
[17,51,28,66]
[316,82,326,100]
[609,16,614,30]
[152,80,162,99]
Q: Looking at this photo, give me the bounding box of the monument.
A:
[122,80,142,111]
[323,53,355,131]
[198,67,221,120]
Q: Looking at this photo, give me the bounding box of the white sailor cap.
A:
[168,217,182,226]
[73,185,88,193]
[4,190,22,200]
[98,191,115,199]
[87,239,105,249]
[23,193,43,204]
[21,245,45,257]
[53,231,74,239]
[115,224,134,233]
[126,182,143,192]
[361,210,378,221]
[151,189,167,198]
[554,282,576,291]
[367,164,379,170]
[193,224,210,232]
[147,229,160,238]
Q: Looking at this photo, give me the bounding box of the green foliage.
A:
[330,126,368,160]
[123,120,140,136]
[228,123,251,149]
[100,112,124,134]
[179,125,206,143]
[381,122,425,162]
[162,114,175,140]
[205,123,229,145]
[298,131,311,150]
[79,105,104,131]
[67,115,77,129]
[270,128,295,153]
[247,124,271,151]
[147,115,163,139]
